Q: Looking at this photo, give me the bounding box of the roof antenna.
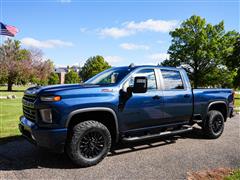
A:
[129,63,134,68]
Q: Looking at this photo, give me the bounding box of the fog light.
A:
[40,109,52,123]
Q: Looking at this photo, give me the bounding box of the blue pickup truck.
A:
[19,65,234,167]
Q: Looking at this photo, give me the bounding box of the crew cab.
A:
[19,65,235,167]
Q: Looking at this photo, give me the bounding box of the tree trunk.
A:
[7,79,13,91]
[193,71,199,88]
[193,80,198,88]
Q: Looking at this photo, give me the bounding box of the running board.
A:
[122,127,193,142]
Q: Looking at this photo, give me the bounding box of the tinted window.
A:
[161,70,184,90]
[85,68,132,85]
[123,69,157,91]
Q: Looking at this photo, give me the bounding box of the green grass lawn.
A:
[224,169,240,180]
[235,93,240,110]
[0,86,30,138]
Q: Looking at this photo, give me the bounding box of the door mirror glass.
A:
[133,77,147,93]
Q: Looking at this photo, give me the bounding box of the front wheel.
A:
[67,120,111,167]
[202,110,224,139]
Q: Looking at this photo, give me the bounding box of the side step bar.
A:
[122,127,193,142]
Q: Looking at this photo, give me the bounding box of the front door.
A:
[118,68,164,132]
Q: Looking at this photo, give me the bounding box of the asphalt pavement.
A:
[0,115,239,180]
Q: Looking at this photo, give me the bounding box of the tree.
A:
[48,72,59,85]
[203,67,235,88]
[65,70,80,84]
[80,55,111,81]
[225,37,240,88]
[0,39,32,91]
[33,58,54,85]
[0,39,55,90]
[161,15,238,88]
[233,69,240,88]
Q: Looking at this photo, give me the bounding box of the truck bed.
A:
[193,88,234,118]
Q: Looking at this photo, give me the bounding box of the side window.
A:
[123,69,157,91]
[161,70,184,90]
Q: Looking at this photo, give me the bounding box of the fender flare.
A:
[65,107,119,142]
[207,100,228,119]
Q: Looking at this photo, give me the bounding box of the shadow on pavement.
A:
[0,127,205,170]
[110,127,207,156]
[0,135,22,144]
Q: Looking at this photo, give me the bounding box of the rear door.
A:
[160,69,193,124]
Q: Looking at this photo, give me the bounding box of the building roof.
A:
[54,67,68,73]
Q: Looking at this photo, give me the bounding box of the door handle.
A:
[184,94,190,98]
[152,95,161,100]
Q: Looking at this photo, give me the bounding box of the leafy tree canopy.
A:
[65,70,80,84]
[226,37,240,88]
[80,55,111,81]
[0,39,55,90]
[0,39,32,90]
[161,15,239,88]
[48,72,59,85]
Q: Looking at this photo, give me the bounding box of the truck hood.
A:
[25,84,112,96]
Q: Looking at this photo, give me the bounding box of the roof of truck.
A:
[113,65,181,71]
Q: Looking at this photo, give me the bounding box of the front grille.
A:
[23,106,36,122]
[22,94,37,122]
[23,94,36,102]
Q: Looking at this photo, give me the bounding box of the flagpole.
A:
[0,0,3,45]
[0,0,2,138]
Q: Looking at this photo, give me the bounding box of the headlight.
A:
[40,96,61,102]
[40,109,52,123]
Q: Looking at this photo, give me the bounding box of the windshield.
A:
[84,67,132,85]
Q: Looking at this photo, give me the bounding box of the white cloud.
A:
[120,43,150,50]
[140,53,169,65]
[104,56,124,65]
[148,53,170,62]
[99,19,178,38]
[99,28,134,39]
[126,19,178,33]
[21,38,74,48]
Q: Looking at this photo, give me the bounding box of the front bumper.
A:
[19,116,67,153]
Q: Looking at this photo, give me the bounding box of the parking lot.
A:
[0,115,239,180]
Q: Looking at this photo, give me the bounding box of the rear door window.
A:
[161,70,184,90]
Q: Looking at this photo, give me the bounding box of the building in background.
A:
[54,66,80,84]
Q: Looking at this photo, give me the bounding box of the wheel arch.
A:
[207,101,228,121]
[66,107,119,143]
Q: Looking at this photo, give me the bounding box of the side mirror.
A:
[133,76,147,93]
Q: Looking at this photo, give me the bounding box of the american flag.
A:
[0,22,19,37]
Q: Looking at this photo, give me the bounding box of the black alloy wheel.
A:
[203,110,224,139]
[211,116,224,134]
[67,120,111,167]
[79,131,105,159]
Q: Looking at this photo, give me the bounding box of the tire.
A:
[66,120,111,167]
[202,110,224,139]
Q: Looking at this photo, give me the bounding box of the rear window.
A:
[161,70,184,90]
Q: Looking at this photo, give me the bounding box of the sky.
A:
[1,0,239,67]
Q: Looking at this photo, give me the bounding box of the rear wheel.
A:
[202,110,224,139]
[67,120,111,167]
